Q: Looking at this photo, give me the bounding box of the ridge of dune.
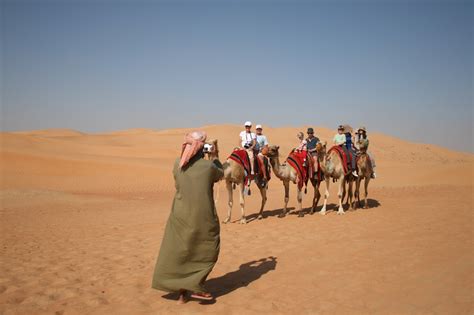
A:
[9,128,85,137]
[1,124,472,193]
[97,128,158,135]
[2,125,472,161]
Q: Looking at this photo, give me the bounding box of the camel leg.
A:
[223,181,233,223]
[341,180,347,206]
[355,177,362,209]
[257,184,267,220]
[297,188,304,217]
[337,177,345,215]
[279,181,290,218]
[363,178,370,209]
[320,178,330,216]
[347,178,354,210]
[239,182,247,224]
[310,179,320,215]
[354,177,360,209]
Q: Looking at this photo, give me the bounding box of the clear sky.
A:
[1,0,472,152]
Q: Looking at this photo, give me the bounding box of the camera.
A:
[203,143,213,153]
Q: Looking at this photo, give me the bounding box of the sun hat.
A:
[256,124,262,129]
[244,121,252,127]
[358,126,367,132]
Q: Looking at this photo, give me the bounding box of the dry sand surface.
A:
[1,125,473,314]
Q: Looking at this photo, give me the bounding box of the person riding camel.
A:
[333,125,358,177]
[295,131,308,167]
[255,124,270,186]
[239,121,257,176]
[306,127,320,158]
[296,132,307,152]
[355,126,376,179]
[255,124,269,154]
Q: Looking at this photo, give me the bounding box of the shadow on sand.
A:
[161,256,277,304]
[246,207,295,222]
[206,256,277,298]
[246,198,382,222]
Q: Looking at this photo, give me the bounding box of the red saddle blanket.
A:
[287,151,314,190]
[228,149,252,185]
[328,145,352,174]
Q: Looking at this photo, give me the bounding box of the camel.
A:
[353,151,372,209]
[315,142,355,215]
[264,145,321,218]
[205,139,268,224]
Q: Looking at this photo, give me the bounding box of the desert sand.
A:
[1,125,473,315]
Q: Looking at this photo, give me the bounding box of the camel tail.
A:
[232,183,236,190]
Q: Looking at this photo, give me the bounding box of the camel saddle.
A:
[228,149,271,186]
[287,150,314,191]
[228,149,252,186]
[328,145,352,175]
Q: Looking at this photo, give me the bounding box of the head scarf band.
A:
[179,131,207,169]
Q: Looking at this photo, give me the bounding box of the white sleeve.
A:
[263,136,269,145]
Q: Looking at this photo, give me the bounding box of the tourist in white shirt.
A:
[239,121,257,175]
[255,125,269,153]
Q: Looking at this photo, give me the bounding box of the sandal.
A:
[190,292,214,301]
[177,289,187,304]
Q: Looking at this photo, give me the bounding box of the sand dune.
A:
[1,125,472,314]
[11,128,86,137]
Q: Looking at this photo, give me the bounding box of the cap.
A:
[307,127,314,133]
[256,124,262,129]
[244,121,252,127]
[338,125,344,130]
[358,126,367,132]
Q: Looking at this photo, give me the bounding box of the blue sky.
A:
[1,0,472,151]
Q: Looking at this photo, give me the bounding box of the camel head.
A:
[315,141,327,160]
[316,141,327,152]
[265,145,280,158]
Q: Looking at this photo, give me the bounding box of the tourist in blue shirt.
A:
[306,127,320,157]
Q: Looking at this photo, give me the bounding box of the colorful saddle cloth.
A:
[287,150,314,190]
[228,149,252,186]
[328,145,352,175]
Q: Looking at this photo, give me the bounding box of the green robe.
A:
[152,154,224,293]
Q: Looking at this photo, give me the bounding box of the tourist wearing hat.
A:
[296,131,308,152]
[239,121,257,175]
[333,125,358,177]
[255,124,269,154]
[255,125,270,185]
[306,127,320,157]
[355,126,376,178]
